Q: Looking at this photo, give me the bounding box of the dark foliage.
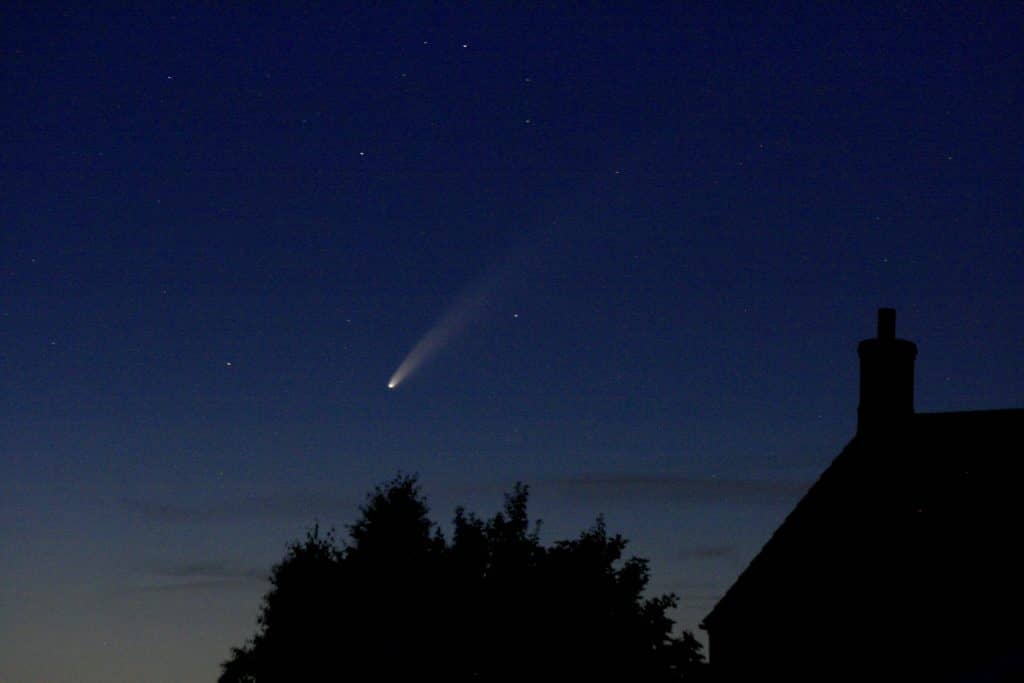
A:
[220,475,706,681]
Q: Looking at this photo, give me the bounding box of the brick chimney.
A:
[857,308,917,433]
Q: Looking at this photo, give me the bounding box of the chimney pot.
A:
[878,308,896,340]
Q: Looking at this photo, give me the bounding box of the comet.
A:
[387,282,491,389]
[386,206,589,391]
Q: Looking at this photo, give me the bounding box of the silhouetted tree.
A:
[219,524,344,681]
[220,474,706,682]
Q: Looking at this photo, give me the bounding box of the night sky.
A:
[2,3,1022,681]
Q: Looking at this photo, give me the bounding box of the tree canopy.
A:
[220,475,705,682]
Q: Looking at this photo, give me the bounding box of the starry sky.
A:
[2,3,1022,681]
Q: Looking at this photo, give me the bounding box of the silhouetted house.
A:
[701,309,1023,682]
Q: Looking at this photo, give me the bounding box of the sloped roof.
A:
[702,408,1024,630]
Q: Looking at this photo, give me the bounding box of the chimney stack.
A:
[857,308,917,434]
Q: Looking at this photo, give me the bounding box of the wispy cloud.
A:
[545,473,811,506]
[676,545,736,560]
[137,561,268,592]
[120,490,360,524]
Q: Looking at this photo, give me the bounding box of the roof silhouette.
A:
[701,310,1024,682]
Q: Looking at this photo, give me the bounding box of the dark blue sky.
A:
[2,3,1022,680]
